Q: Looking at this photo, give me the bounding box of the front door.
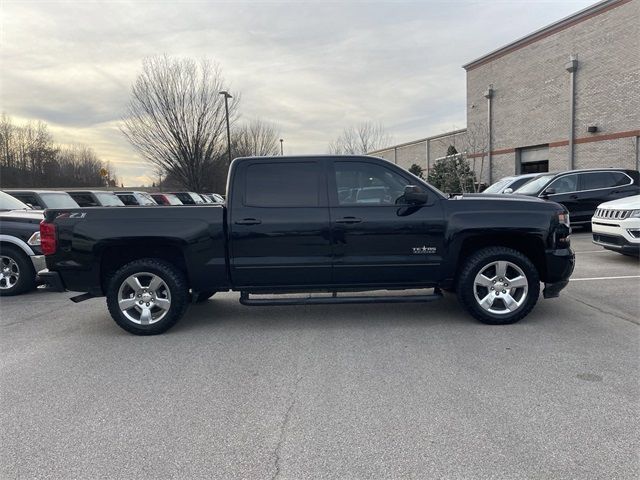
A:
[229,159,331,288]
[328,159,445,287]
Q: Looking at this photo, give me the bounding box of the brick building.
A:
[371,0,640,184]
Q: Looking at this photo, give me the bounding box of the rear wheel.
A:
[457,247,540,325]
[106,258,189,335]
[0,245,36,296]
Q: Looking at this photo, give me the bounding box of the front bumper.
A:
[30,255,46,273]
[38,269,66,292]
[592,232,640,255]
[542,248,575,299]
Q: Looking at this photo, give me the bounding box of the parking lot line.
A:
[574,250,611,253]
[569,275,640,282]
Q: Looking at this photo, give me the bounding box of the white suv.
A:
[591,194,640,256]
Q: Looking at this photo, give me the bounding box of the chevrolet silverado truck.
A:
[40,155,575,335]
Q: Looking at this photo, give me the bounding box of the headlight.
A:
[630,210,640,218]
[27,231,41,246]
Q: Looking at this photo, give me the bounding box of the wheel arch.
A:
[98,239,188,294]
[454,233,547,283]
[0,235,35,256]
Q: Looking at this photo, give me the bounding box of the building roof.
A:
[463,0,631,71]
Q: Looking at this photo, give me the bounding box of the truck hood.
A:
[450,193,549,204]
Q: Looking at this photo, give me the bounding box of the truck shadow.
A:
[172,293,553,334]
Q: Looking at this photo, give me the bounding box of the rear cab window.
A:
[244,162,320,207]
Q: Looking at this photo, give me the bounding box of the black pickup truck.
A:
[40,155,574,335]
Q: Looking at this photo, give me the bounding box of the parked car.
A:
[115,191,157,206]
[67,191,125,207]
[0,190,32,212]
[4,190,80,209]
[208,193,225,203]
[591,194,640,256]
[513,168,640,226]
[169,192,206,205]
[150,193,184,206]
[482,173,540,194]
[0,192,44,295]
[198,193,214,204]
[41,155,574,335]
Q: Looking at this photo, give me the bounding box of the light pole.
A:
[219,91,232,166]
[279,138,284,155]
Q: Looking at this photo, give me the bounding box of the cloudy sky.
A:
[1,0,595,185]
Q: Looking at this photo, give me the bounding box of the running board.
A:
[239,290,442,306]
[70,292,95,303]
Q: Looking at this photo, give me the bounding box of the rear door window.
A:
[580,172,628,190]
[245,162,320,207]
[117,194,138,205]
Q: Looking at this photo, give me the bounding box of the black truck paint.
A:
[40,156,575,334]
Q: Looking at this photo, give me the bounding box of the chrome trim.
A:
[30,255,46,273]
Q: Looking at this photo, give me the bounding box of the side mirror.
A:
[404,185,428,204]
[503,188,513,194]
[542,187,556,197]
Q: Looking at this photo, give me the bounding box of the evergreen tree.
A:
[427,145,476,194]
[408,163,425,179]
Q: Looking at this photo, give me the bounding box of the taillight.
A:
[40,220,57,255]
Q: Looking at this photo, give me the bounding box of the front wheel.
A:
[457,247,540,325]
[106,258,189,335]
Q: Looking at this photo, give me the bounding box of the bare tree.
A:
[328,121,392,155]
[233,119,281,157]
[121,56,238,191]
[463,121,490,191]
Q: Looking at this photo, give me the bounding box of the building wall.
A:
[466,0,640,182]
[369,129,467,177]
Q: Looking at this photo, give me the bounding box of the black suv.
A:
[513,168,640,226]
[67,191,125,207]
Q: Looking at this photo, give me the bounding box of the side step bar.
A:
[239,289,443,306]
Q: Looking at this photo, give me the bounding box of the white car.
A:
[591,194,640,256]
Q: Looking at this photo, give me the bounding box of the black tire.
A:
[457,247,540,325]
[194,290,216,303]
[0,245,36,296]
[106,258,189,335]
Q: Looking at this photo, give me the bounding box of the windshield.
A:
[483,178,512,194]
[514,174,555,195]
[95,192,125,206]
[0,191,31,210]
[40,193,80,208]
[138,193,157,205]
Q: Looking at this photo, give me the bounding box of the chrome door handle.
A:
[235,218,262,225]
[335,217,362,224]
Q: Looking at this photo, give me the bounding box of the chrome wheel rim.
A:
[473,260,528,315]
[117,272,171,325]
[0,255,20,290]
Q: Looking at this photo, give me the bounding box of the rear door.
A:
[229,159,331,288]
[577,171,636,221]
[328,159,445,287]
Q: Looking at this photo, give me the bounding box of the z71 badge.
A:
[412,245,436,254]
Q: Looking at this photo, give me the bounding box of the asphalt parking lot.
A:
[1,232,638,479]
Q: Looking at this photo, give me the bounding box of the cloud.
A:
[1,0,595,185]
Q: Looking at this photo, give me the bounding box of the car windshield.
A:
[483,178,512,194]
[138,193,157,205]
[40,193,80,208]
[514,174,555,195]
[0,191,30,210]
[95,192,125,206]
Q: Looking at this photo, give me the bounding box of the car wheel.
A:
[457,247,540,325]
[0,245,36,296]
[194,290,216,303]
[106,258,189,335]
